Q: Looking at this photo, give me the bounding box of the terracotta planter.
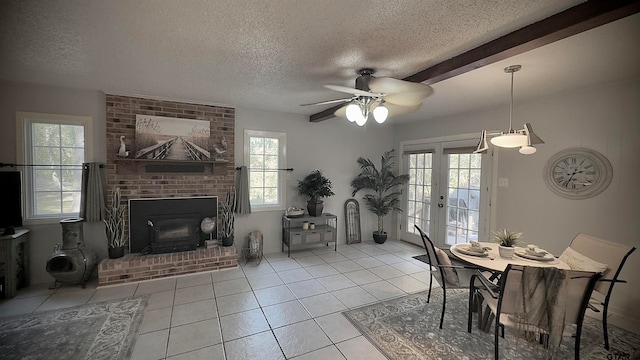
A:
[498,245,515,259]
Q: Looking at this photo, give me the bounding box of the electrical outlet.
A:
[498,178,509,187]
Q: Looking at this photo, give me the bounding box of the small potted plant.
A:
[219,188,236,246]
[351,149,409,244]
[297,170,335,217]
[492,228,523,258]
[104,187,127,259]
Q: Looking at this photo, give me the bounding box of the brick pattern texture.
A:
[98,246,238,286]
[101,95,238,283]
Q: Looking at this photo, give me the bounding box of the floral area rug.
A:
[343,289,639,360]
[0,297,147,360]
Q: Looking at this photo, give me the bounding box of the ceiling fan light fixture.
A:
[345,103,361,123]
[355,112,367,126]
[373,103,388,124]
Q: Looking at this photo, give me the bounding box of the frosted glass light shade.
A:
[355,114,367,126]
[373,105,388,124]
[490,133,527,148]
[519,145,537,155]
[345,103,361,123]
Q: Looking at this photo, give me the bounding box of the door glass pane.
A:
[446,152,482,245]
[406,153,433,235]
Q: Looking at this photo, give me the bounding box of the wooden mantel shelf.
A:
[112,157,230,174]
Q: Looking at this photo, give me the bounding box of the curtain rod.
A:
[236,166,293,172]
[0,162,105,168]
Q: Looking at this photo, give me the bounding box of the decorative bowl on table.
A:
[286,206,305,218]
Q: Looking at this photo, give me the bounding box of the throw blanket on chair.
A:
[514,267,568,357]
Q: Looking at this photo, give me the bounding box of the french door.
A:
[401,139,492,248]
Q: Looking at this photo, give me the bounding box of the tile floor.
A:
[0,239,437,359]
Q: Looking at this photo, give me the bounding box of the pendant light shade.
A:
[473,65,544,155]
[373,103,388,123]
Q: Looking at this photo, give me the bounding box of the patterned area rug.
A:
[343,289,640,360]
[0,297,147,360]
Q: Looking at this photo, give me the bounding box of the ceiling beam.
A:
[310,0,640,122]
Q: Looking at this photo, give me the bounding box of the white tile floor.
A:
[0,239,436,359]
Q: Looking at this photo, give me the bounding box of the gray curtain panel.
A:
[235,166,251,214]
[80,162,106,222]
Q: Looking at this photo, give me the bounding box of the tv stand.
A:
[0,229,30,298]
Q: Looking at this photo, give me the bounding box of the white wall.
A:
[394,77,640,332]
[234,107,394,254]
[0,80,108,284]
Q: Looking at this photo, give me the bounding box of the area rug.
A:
[343,289,640,360]
[0,297,147,360]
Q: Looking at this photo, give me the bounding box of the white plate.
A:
[514,249,555,262]
[454,246,489,257]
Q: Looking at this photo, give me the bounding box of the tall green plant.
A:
[351,149,409,234]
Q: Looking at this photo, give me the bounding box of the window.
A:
[16,112,93,222]
[244,130,286,211]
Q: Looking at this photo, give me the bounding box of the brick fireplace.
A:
[99,95,237,285]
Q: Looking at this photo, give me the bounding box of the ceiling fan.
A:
[302,68,434,126]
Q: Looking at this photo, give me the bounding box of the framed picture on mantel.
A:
[134,115,212,161]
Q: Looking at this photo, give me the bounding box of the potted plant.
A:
[297,170,335,217]
[219,188,236,246]
[492,228,523,258]
[351,149,409,244]
[104,187,127,259]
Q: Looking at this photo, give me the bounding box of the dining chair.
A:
[468,264,601,360]
[562,233,636,350]
[413,225,495,329]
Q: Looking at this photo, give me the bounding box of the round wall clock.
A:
[544,148,613,200]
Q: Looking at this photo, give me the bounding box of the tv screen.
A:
[0,171,23,235]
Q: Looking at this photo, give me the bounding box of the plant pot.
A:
[498,245,515,259]
[307,200,324,217]
[108,246,125,259]
[373,231,387,244]
[221,235,234,247]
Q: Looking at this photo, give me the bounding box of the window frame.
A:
[243,129,287,212]
[16,111,93,224]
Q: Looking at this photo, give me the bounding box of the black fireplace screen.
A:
[148,214,201,254]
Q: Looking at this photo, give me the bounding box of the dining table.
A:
[449,242,570,272]
[450,242,570,332]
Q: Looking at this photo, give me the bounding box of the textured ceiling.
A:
[1,1,639,124]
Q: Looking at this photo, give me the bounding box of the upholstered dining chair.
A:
[561,233,636,350]
[413,225,495,329]
[469,264,601,360]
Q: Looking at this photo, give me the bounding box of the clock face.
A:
[544,148,613,199]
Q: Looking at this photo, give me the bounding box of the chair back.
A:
[497,264,601,326]
[414,225,446,286]
[569,233,635,294]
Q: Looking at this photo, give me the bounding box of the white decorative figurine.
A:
[116,135,130,157]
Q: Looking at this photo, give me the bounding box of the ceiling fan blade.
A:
[324,84,381,97]
[301,98,352,106]
[369,77,433,95]
[383,91,433,106]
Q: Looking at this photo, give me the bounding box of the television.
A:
[0,171,23,236]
